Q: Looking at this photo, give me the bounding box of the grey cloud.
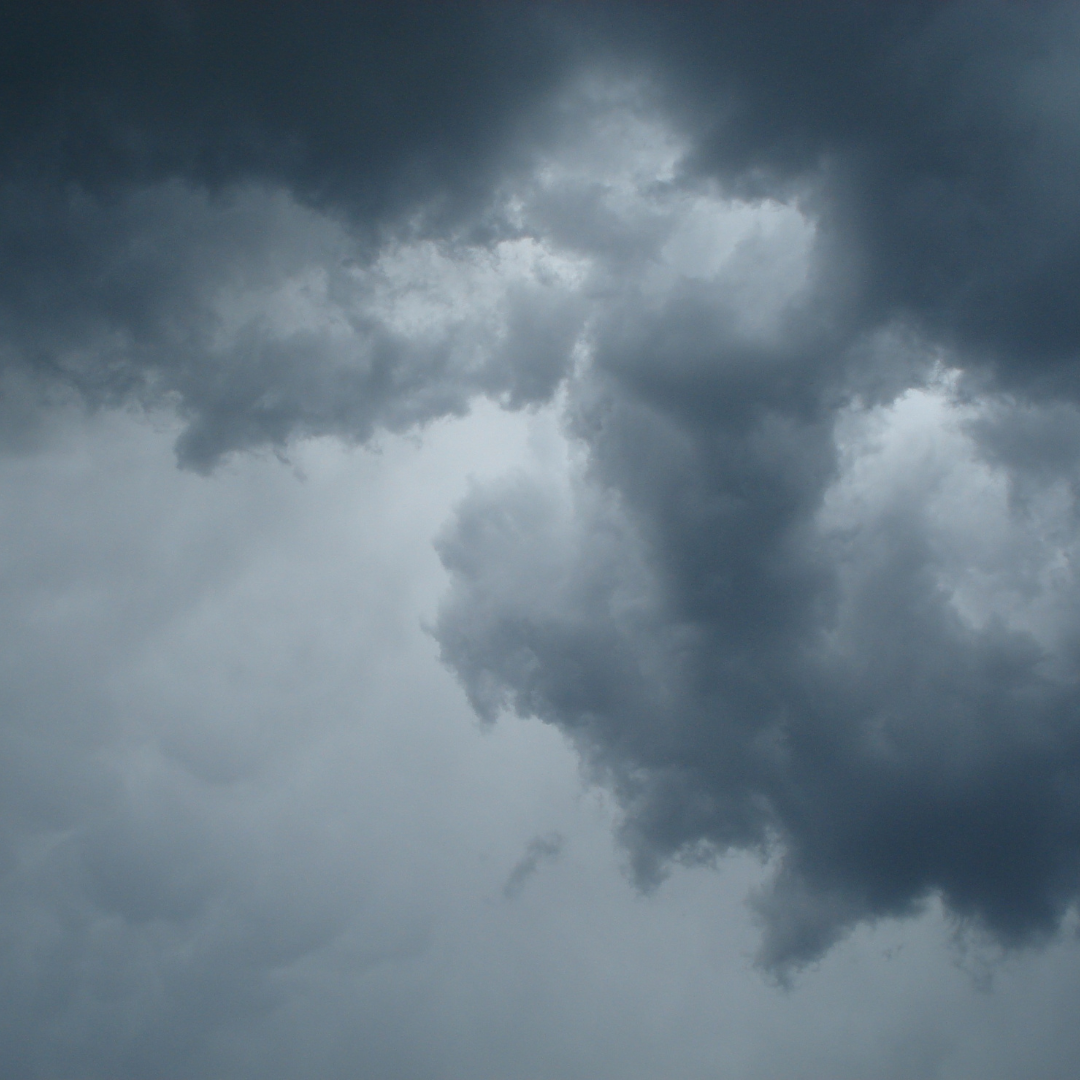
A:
[7,1,1080,435]
[0,2,572,219]
[8,0,1080,1016]
[435,1,1080,978]
[439,326,1080,976]
[0,2,588,468]
[632,0,1080,379]
[0,179,587,468]
[0,412,492,1079]
[15,2,1079,467]
[502,832,564,900]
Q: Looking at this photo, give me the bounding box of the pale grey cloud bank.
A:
[3,2,1080,1077]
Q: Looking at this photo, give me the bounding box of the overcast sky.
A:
[4,3,1080,1077]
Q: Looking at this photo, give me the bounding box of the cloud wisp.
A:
[503,832,566,901]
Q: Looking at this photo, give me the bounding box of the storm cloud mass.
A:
[5,1,1080,1076]
[438,0,1080,969]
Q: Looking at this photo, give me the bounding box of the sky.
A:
[3,2,1080,1077]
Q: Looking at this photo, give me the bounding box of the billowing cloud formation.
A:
[6,0,1080,996]
[3,177,587,467]
[434,1,1080,974]
[0,1,586,466]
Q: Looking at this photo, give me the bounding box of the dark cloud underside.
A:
[435,1,1080,972]
[4,0,1080,1003]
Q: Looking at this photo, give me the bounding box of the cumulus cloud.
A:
[0,178,589,469]
[5,0,1080,1021]
[0,1,587,467]
[434,0,1080,977]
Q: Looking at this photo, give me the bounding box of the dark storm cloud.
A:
[0,1,571,216]
[0,1,585,466]
[603,0,1080,379]
[6,1,1080,428]
[8,0,1080,986]
[436,0,1080,976]
[0,177,587,468]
